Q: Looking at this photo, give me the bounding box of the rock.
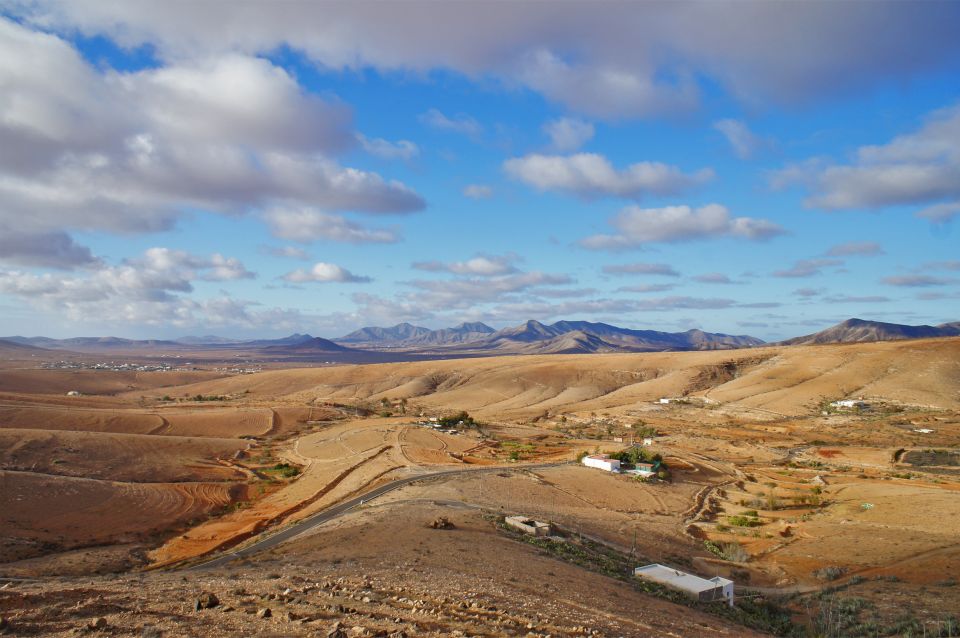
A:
[256,608,272,619]
[195,591,219,610]
[88,617,108,630]
[141,627,162,638]
[0,617,7,630]
[326,624,347,638]
[429,517,454,529]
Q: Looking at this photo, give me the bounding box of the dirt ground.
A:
[2,337,960,636]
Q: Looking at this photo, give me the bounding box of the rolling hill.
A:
[781,318,960,345]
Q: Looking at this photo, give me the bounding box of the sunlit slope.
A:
[158,338,960,418]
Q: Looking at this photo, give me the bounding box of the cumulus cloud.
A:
[542,117,595,151]
[403,271,573,308]
[713,119,764,159]
[282,262,371,283]
[772,102,960,214]
[357,134,419,160]
[0,231,98,269]
[504,153,712,200]
[0,18,423,267]
[581,203,785,249]
[463,184,493,199]
[824,241,884,257]
[413,254,519,277]
[420,108,482,136]
[0,247,267,328]
[602,263,680,277]
[263,207,400,244]
[13,2,960,119]
[773,258,843,278]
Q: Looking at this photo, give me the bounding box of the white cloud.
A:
[581,203,785,249]
[463,184,493,199]
[0,18,423,267]
[504,153,713,200]
[357,133,419,160]
[824,241,884,257]
[419,108,482,136]
[263,207,399,244]
[0,247,263,327]
[713,119,764,159]
[542,117,594,151]
[13,3,960,119]
[772,102,960,214]
[404,271,573,308]
[282,262,371,283]
[602,263,680,277]
[413,254,519,277]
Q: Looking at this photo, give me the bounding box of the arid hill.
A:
[782,317,960,345]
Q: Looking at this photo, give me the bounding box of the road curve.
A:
[187,461,568,570]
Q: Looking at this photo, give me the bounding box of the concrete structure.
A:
[831,399,867,410]
[505,516,551,536]
[634,564,734,607]
[582,454,621,472]
[634,462,657,477]
[66,390,80,397]
[642,437,654,446]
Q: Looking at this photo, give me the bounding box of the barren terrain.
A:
[1,338,959,636]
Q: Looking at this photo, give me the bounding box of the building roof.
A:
[634,564,731,593]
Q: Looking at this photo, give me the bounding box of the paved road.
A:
[187,461,567,570]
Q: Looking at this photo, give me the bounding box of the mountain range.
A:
[3,318,958,360]
[780,318,960,346]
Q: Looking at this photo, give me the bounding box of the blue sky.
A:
[1,2,959,341]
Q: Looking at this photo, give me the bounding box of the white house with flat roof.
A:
[582,454,621,472]
[634,564,734,607]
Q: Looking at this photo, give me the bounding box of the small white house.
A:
[634,564,734,607]
[582,454,621,472]
[66,390,81,397]
[831,399,867,410]
[658,398,672,404]
[642,437,654,446]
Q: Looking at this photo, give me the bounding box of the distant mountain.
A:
[336,322,495,347]
[0,338,48,354]
[781,318,960,346]
[480,320,763,354]
[175,335,243,345]
[260,336,350,353]
[1,336,180,350]
[237,333,316,348]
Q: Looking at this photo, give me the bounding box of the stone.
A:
[88,617,108,630]
[256,608,272,619]
[196,591,219,610]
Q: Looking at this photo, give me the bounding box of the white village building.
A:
[581,454,621,472]
[634,564,734,607]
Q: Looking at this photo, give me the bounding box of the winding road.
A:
[187,461,568,570]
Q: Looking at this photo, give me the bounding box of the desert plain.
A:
[1,337,959,637]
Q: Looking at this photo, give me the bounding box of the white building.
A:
[830,399,867,410]
[582,454,621,472]
[634,564,734,607]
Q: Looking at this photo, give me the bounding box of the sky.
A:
[0,1,959,342]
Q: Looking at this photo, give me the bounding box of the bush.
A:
[814,566,847,582]
[271,463,301,478]
[728,515,761,528]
